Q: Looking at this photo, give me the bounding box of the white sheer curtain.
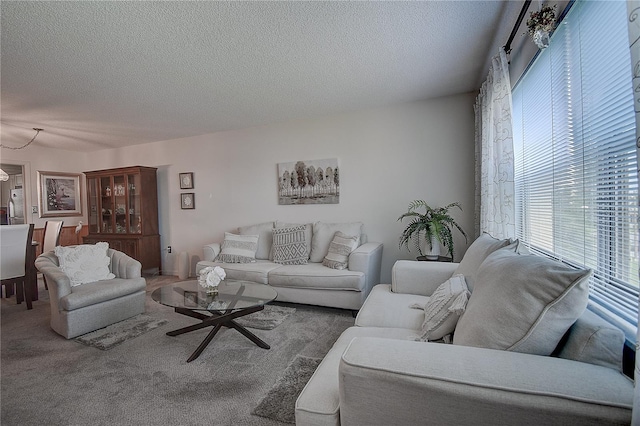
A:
[474,48,515,239]
[627,1,640,423]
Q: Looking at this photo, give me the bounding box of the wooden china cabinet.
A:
[83,166,160,272]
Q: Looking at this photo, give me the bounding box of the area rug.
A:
[235,304,296,330]
[252,355,322,423]
[74,313,168,350]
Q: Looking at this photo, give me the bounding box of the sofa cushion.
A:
[555,309,624,371]
[355,284,427,330]
[60,277,146,311]
[272,225,309,265]
[454,233,511,291]
[453,247,592,355]
[323,231,359,270]
[238,222,274,260]
[274,221,313,260]
[55,242,115,287]
[197,260,281,285]
[268,263,365,291]
[216,232,259,263]
[295,326,420,426]
[413,274,469,341]
[310,222,363,263]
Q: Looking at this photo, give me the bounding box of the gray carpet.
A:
[1,276,354,426]
[75,313,168,350]
[252,355,322,424]
[236,305,296,330]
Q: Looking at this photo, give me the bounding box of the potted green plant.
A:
[398,200,467,260]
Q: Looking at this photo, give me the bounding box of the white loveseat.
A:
[296,234,634,425]
[195,221,383,310]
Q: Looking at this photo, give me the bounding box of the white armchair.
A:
[35,246,146,338]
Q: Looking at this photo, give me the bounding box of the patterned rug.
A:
[75,314,168,350]
[252,355,322,423]
[236,304,296,330]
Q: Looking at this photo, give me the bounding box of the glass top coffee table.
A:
[151,279,278,362]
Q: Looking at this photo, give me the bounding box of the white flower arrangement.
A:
[198,266,226,291]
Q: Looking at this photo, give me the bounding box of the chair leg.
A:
[23,278,33,310]
[15,281,24,304]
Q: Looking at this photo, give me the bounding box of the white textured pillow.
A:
[272,225,308,265]
[453,248,592,355]
[323,231,359,270]
[310,222,362,263]
[412,274,470,341]
[55,242,115,287]
[216,232,259,263]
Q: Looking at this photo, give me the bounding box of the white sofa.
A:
[296,234,634,425]
[195,221,383,310]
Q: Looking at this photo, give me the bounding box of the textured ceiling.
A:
[1,1,521,152]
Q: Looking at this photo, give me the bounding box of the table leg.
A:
[227,320,270,349]
[167,305,268,362]
[187,323,223,363]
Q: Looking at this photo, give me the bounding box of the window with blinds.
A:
[512,0,638,341]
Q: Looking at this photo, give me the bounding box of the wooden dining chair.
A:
[0,224,35,309]
[41,220,64,290]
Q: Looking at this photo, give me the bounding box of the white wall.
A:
[84,93,476,282]
[7,93,476,283]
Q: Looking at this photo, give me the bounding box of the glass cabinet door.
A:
[113,175,127,233]
[100,176,113,233]
[88,177,100,233]
[128,173,142,234]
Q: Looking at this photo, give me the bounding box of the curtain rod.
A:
[504,0,532,54]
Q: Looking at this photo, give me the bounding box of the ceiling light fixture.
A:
[0,128,43,150]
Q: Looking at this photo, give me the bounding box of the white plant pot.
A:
[425,232,441,260]
[533,29,550,49]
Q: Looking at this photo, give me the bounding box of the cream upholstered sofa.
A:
[195,221,383,310]
[35,244,146,339]
[295,234,634,425]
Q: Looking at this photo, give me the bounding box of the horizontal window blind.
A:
[512,0,638,341]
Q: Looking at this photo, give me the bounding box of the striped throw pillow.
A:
[216,232,259,263]
[322,231,359,270]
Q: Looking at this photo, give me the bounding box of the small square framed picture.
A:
[179,172,194,189]
[181,193,195,209]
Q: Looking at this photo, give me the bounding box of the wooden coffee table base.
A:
[167,305,270,362]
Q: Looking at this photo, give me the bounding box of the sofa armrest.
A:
[391,260,458,296]
[339,337,633,426]
[35,252,73,304]
[349,242,383,297]
[203,243,221,262]
[108,249,142,279]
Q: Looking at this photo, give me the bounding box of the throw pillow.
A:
[555,309,624,372]
[453,247,592,356]
[55,242,115,287]
[216,232,259,263]
[322,231,359,270]
[272,225,309,265]
[272,221,313,261]
[238,222,274,260]
[411,274,470,341]
[453,233,512,291]
[310,221,362,263]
